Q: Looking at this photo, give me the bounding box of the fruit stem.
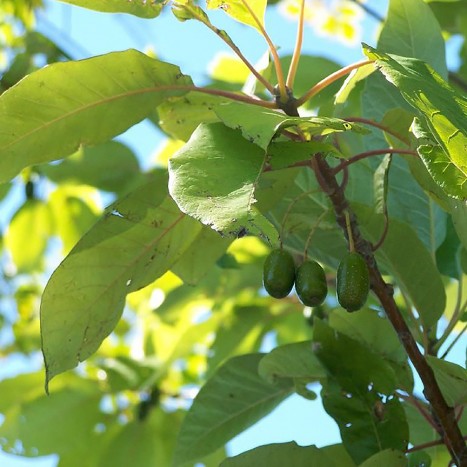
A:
[296,59,374,107]
[280,188,321,246]
[239,0,288,102]
[304,209,329,260]
[344,211,355,252]
[286,0,305,89]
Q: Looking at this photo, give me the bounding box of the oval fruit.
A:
[336,252,370,312]
[295,260,328,307]
[263,249,295,299]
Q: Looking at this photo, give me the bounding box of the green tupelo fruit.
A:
[336,252,370,312]
[295,260,328,307]
[263,249,295,299]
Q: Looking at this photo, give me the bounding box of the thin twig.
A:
[344,116,410,146]
[332,148,418,174]
[163,84,278,108]
[397,391,440,432]
[406,436,467,454]
[296,60,374,107]
[239,0,287,101]
[286,0,305,89]
[440,322,467,360]
[174,4,275,93]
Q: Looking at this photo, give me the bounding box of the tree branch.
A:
[313,154,467,465]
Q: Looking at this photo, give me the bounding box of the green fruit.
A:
[295,260,328,307]
[263,249,295,299]
[336,252,370,312]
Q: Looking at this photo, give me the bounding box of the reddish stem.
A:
[332,148,418,174]
[344,116,411,145]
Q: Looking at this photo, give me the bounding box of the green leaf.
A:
[378,0,447,77]
[267,140,342,170]
[355,205,446,327]
[359,449,406,467]
[41,172,203,388]
[168,122,277,240]
[215,101,365,151]
[100,409,183,467]
[258,341,326,384]
[373,154,392,215]
[450,198,467,252]
[4,199,53,272]
[426,356,467,406]
[363,45,467,199]
[207,305,268,376]
[40,141,140,194]
[158,91,226,141]
[312,320,398,394]
[171,224,233,285]
[0,374,105,457]
[206,0,266,32]
[328,309,413,391]
[321,379,409,465]
[220,442,356,467]
[436,215,462,278]
[0,49,192,183]
[48,186,100,254]
[173,353,293,466]
[57,0,165,18]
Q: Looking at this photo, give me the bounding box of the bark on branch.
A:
[313,154,467,466]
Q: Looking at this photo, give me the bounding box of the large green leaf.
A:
[158,92,226,141]
[0,49,192,183]
[220,442,356,467]
[313,320,398,394]
[364,46,467,199]
[41,172,203,388]
[359,450,406,467]
[206,305,268,376]
[57,0,165,18]
[0,373,106,459]
[328,310,414,391]
[450,198,467,252]
[168,122,277,239]
[99,409,183,467]
[170,223,233,285]
[361,0,444,148]
[258,341,326,384]
[321,379,409,465]
[4,199,53,272]
[378,0,447,77]
[40,141,140,194]
[427,356,467,407]
[206,0,266,31]
[172,353,293,466]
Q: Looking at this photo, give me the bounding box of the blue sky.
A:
[1,1,465,465]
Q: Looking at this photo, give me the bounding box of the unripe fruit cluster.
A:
[263,248,370,312]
